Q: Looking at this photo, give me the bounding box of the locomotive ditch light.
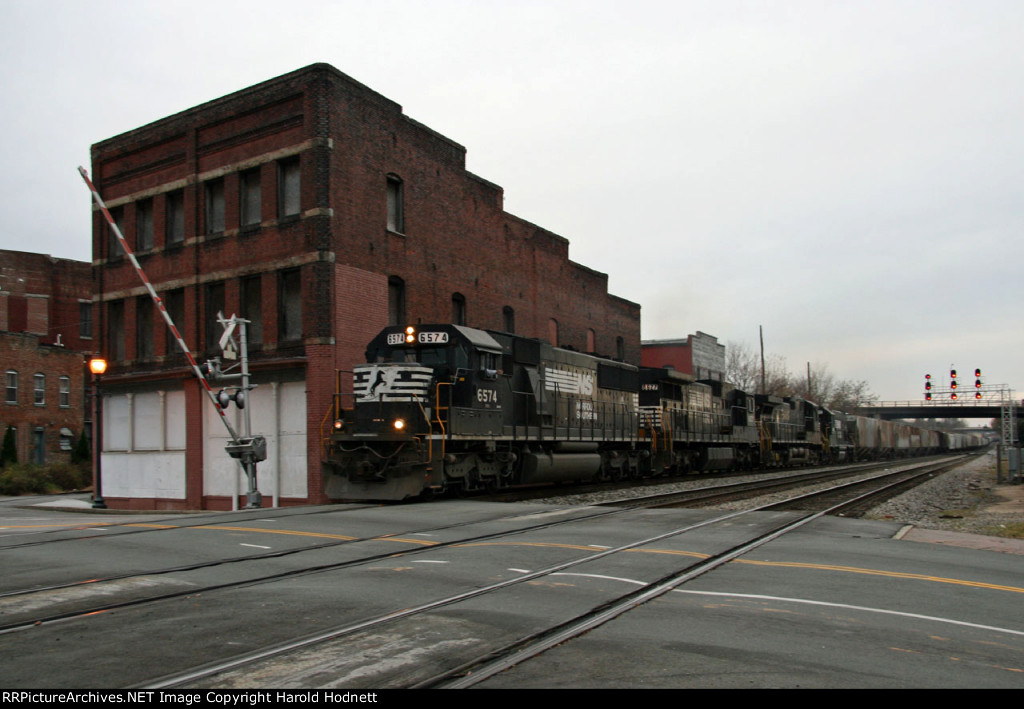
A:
[333,419,344,431]
[393,418,406,431]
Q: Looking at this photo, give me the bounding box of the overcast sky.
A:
[2,0,1020,406]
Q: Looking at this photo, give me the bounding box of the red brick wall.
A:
[88,63,642,508]
[0,333,85,465]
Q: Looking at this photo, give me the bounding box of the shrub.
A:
[0,463,56,495]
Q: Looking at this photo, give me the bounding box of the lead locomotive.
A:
[325,324,640,500]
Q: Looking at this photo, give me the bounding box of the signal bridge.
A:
[853,387,1019,421]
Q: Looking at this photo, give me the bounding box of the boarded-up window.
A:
[278,158,301,218]
[205,179,225,235]
[240,169,261,228]
[452,293,466,326]
[548,319,559,347]
[241,275,263,347]
[109,207,125,258]
[136,295,154,361]
[279,269,302,342]
[164,289,184,355]
[108,300,125,361]
[503,306,515,333]
[386,175,404,233]
[205,282,225,356]
[166,190,185,245]
[388,276,405,326]
[136,198,154,251]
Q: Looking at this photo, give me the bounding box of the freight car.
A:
[324,324,983,501]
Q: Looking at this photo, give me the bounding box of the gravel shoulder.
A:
[865,449,1024,539]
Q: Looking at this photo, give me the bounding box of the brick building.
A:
[90,63,641,510]
[1,251,92,465]
[641,332,725,382]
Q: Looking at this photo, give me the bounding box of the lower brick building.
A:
[1,333,86,466]
[641,332,725,382]
[1,251,92,467]
[90,63,641,510]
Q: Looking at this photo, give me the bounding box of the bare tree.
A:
[724,342,876,410]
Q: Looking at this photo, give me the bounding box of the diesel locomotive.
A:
[324,324,985,501]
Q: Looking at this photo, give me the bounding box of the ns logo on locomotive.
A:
[324,324,985,501]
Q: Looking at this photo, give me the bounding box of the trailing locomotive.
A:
[325,324,986,501]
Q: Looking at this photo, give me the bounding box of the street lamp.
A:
[89,357,107,509]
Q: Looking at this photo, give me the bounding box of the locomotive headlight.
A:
[393,418,406,431]
[333,419,344,431]
[405,325,416,343]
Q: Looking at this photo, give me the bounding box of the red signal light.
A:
[951,392,958,400]
[974,368,981,377]
[975,392,982,400]
[925,392,932,401]
[951,380,957,389]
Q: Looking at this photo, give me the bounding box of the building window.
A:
[4,370,16,404]
[503,306,515,333]
[166,190,185,246]
[33,374,45,406]
[451,293,466,326]
[108,300,125,361]
[60,429,74,451]
[386,175,404,233]
[549,319,559,347]
[616,336,625,360]
[278,158,301,218]
[136,198,154,251]
[79,302,92,339]
[137,295,154,361]
[109,207,125,258]
[205,179,225,235]
[59,376,71,408]
[587,329,596,353]
[240,168,261,228]
[388,276,406,326]
[279,269,302,342]
[241,275,263,348]
[164,289,185,355]
[205,282,225,356]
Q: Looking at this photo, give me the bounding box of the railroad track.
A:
[0,453,980,687]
